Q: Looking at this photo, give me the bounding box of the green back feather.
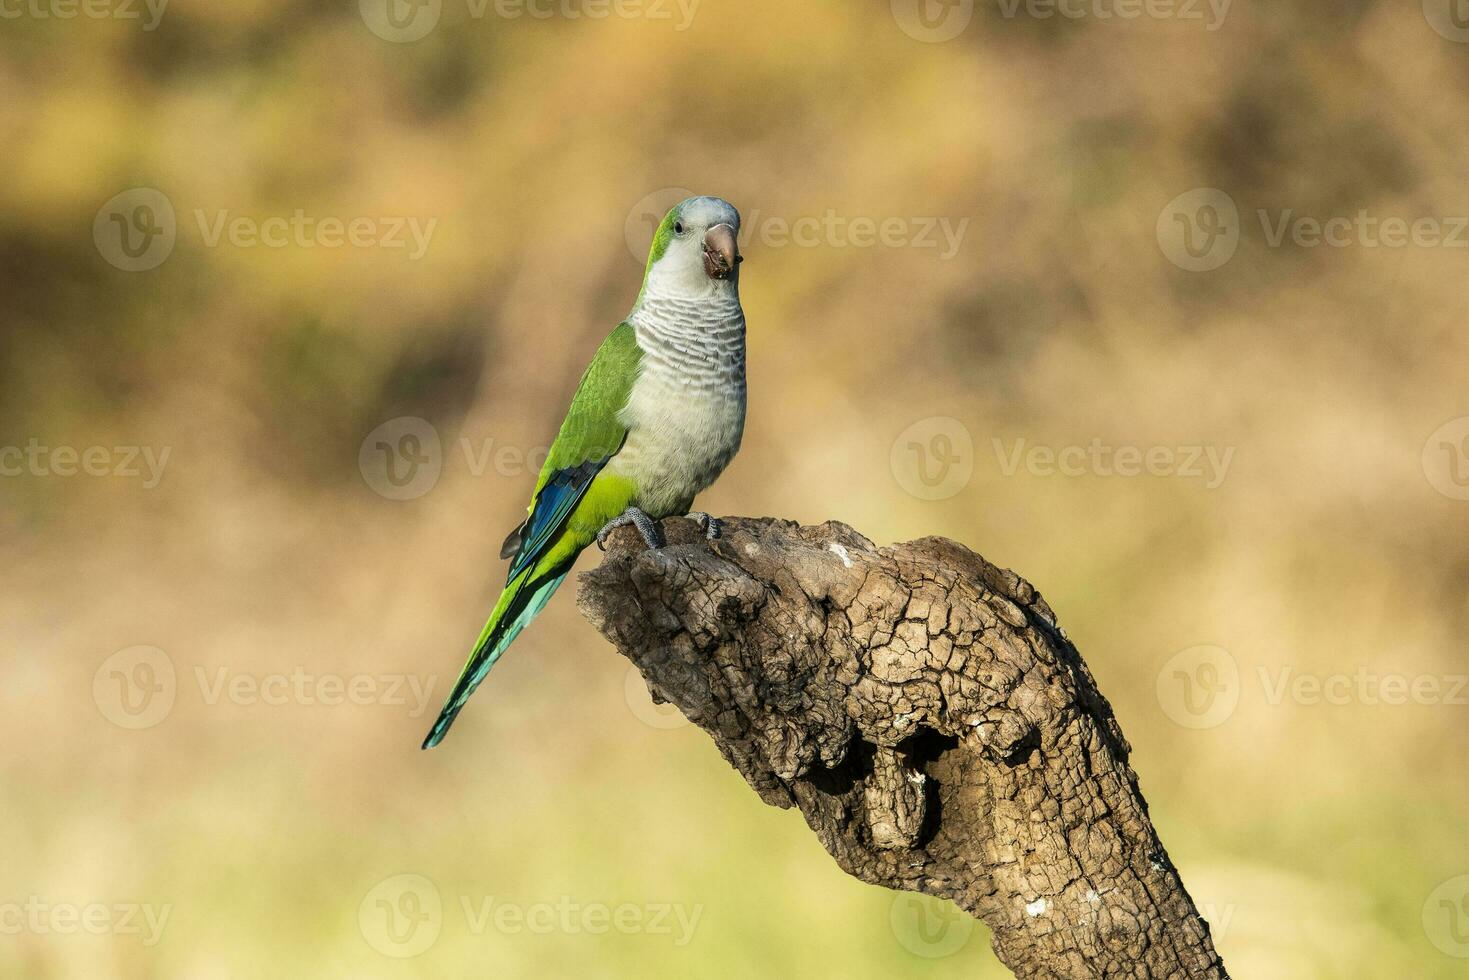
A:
[530,321,642,500]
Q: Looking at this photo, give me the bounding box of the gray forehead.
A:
[678,196,740,229]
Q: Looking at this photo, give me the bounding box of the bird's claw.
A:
[687,512,722,540]
[597,508,665,551]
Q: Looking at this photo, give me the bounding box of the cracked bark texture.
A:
[578,517,1228,979]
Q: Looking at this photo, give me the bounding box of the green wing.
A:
[501,321,642,578]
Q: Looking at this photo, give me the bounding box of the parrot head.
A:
[641,196,743,297]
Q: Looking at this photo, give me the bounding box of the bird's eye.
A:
[674,222,684,235]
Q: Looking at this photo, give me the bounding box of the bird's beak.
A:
[703,223,740,280]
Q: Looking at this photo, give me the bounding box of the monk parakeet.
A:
[422,196,746,749]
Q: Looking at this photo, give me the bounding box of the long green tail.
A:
[421,564,571,749]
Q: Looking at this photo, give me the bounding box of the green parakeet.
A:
[422,196,746,749]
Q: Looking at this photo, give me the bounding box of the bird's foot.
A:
[596,507,666,551]
[686,512,722,540]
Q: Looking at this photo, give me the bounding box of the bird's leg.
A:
[597,507,665,551]
[686,512,722,540]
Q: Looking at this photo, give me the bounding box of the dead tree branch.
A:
[578,516,1228,979]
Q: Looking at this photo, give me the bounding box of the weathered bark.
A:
[578,516,1228,979]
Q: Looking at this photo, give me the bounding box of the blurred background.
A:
[3,0,1469,976]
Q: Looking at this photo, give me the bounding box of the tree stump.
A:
[578,516,1228,979]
